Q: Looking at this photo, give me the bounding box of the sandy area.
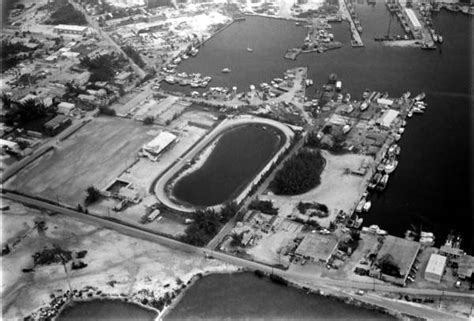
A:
[262,150,373,227]
[1,200,237,319]
[5,117,155,206]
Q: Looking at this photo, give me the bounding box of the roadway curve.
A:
[3,192,473,320]
[154,115,294,213]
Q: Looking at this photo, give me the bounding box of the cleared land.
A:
[1,200,237,319]
[263,150,373,227]
[5,117,154,206]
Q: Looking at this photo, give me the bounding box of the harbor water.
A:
[163,10,473,253]
[165,272,396,320]
[172,124,284,207]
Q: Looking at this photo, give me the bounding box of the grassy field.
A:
[5,117,154,206]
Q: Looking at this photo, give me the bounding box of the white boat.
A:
[356,199,366,213]
[363,201,372,212]
[412,107,424,114]
[414,92,426,101]
[438,35,443,43]
[421,231,434,238]
[376,229,388,236]
[247,47,253,52]
[182,54,189,60]
[385,159,398,174]
[398,127,405,134]
[249,84,256,91]
[165,76,176,84]
[222,68,231,73]
[408,110,413,118]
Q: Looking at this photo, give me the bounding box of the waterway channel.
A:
[162,9,473,253]
[165,272,396,320]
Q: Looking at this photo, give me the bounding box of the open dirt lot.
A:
[1,200,236,319]
[262,150,374,227]
[5,117,154,206]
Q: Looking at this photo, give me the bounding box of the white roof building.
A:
[54,25,89,35]
[424,254,447,283]
[57,102,76,115]
[142,131,177,161]
[378,109,399,129]
[376,98,394,106]
[0,139,19,151]
[405,8,422,29]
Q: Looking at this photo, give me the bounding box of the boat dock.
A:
[339,0,364,47]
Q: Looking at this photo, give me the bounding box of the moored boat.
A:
[385,159,398,174]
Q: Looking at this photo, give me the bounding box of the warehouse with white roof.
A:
[424,253,447,283]
[142,131,177,161]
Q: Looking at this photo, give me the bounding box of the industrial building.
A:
[377,109,399,129]
[53,25,89,36]
[374,235,421,286]
[57,102,76,115]
[142,131,177,161]
[424,253,447,283]
[294,233,339,264]
[43,115,72,137]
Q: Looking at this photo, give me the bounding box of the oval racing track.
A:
[154,115,294,213]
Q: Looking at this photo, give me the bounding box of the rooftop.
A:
[295,233,339,262]
[54,24,89,32]
[376,235,420,277]
[425,253,447,276]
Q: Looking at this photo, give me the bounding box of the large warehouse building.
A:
[424,253,447,283]
[374,235,421,286]
[142,131,177,161]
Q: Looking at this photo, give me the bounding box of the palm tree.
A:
[1,93,13,109]
[52,245,73,293]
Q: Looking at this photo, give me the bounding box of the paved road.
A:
[68,0,146,79]
[5,192,473,303]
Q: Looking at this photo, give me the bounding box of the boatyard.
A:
[2,0,473,320]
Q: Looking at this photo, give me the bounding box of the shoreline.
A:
[29,266,241,321]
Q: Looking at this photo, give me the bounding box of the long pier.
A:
[339,0,364,47]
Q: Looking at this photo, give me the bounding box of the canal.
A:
[172,124,285,207]
[57,299,157,321]
[162,9,472,253]
[165,272,396,320]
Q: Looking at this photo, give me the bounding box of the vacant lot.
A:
[5,117,154,206]
[264,151,374,227]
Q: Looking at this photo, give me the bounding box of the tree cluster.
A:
[46,2,87,26]
[122,45,146,68]
[377,254,401,277]
[248,199,278,215]
[271,149,325,195]
[2,95,55,127]
[180,202,239,246]
[1,40,38,71]
[85,186,101,205]
[80,53,124,82]
[32,246,72,266]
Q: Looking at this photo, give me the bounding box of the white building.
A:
[54,25,89,36]
[0,139,19,152]
[57,102,76,115]
[378,109,399,129]
[424,253,447,283]
[142,131,177,161]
